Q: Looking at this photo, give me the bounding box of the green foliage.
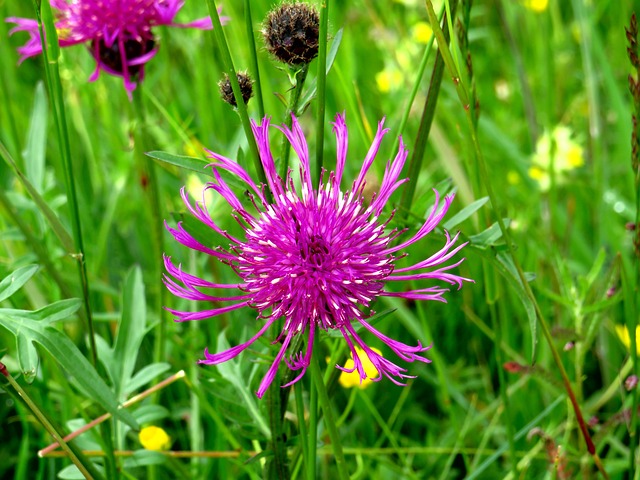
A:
[0,0,638,478]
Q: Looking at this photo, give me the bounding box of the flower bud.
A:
[262,2,320,65]
[218,72,254,107]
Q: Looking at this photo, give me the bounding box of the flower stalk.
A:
[32,0,96,366]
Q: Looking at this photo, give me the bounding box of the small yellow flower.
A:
[615,324,640,356]
[139,426,171,451]
[375,68,403,93]
[523,0,548,13]
[529,125,584,191]
[338,347,382,389]
[412,22,433,44]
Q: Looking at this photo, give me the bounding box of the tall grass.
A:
[0,0,638,478]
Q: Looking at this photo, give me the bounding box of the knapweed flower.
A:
[529,125,584,191]
[164,113,472,398]
[139,426,171,451]
[7,1,226,94]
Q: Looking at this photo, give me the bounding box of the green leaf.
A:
[132,404,170,425]
[147,151,213,177]
[0,264,39,303]
[16,333,38,383]
[0,313,138,430]
[125,363,171,396]
[442,197,488,230]
[0,143,74,252]
[112,266,148,401]
[123,451,167,469]
[298,28,343,113]
[468,219,511,248]
[216,331,271,439]
[58,463,104,480]
[23,82,47,193]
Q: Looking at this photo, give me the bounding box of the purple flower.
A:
[164,113,472,398]
[7,0,226,94]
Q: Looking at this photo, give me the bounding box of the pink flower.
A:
[165,113,472,398]
[7,0,227,93]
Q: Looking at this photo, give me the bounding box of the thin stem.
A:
[2,363,104,480]
[294,382,309,477]
[424,1,606,475]
[205,0,267,187]
[309,349,349,480]
[314,0,330,185]
[487,282,517,477]
[132,87,166,370]
[399,0,458,221]
[33,0,96,366]
[279,64,310,179]
[244,0,265,119]
[308,364,318,480]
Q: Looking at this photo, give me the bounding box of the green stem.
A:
[132,88,166,371]
[424,1,606,475]
[308,371,318,480]
[280,64,310,179]
[244,0,265,119]
[399,0,458,221]
[309,349,349,480]
[205,0,266,187]
[33,0,96,366]
[314,0,330,185]
[487,281,517,477]
[294,382,309,477]
[1,364,104,480]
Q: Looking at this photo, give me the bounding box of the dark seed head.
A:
[92,36,155,76]
[262,2,320,65]
[218,72,254,107]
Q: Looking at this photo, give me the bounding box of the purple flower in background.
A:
[164,113,472,398]
[7,1,226,93]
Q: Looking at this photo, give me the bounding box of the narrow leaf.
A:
[442,197,488,230]
[147,151,213,177]
[23,82,48,193]
[0,265,39,303]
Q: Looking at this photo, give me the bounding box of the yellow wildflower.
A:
[529,126,584,191]
[523,0,549,13]
[338,347,382,389]
[139,426,171,451]
[412,22,433,44]
[375,68,403,93]
[615,324,640,356]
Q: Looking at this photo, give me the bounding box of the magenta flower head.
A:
[7,1,227,94]
[164,113,473,398]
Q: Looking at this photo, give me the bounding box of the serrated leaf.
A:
[0,313,138,430]
[0,264,39,303]
[442,197,488,230]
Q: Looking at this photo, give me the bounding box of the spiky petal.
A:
[165,112,473,398]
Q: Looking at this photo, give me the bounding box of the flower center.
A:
[238,186,394,330]
[92,36,155,75]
